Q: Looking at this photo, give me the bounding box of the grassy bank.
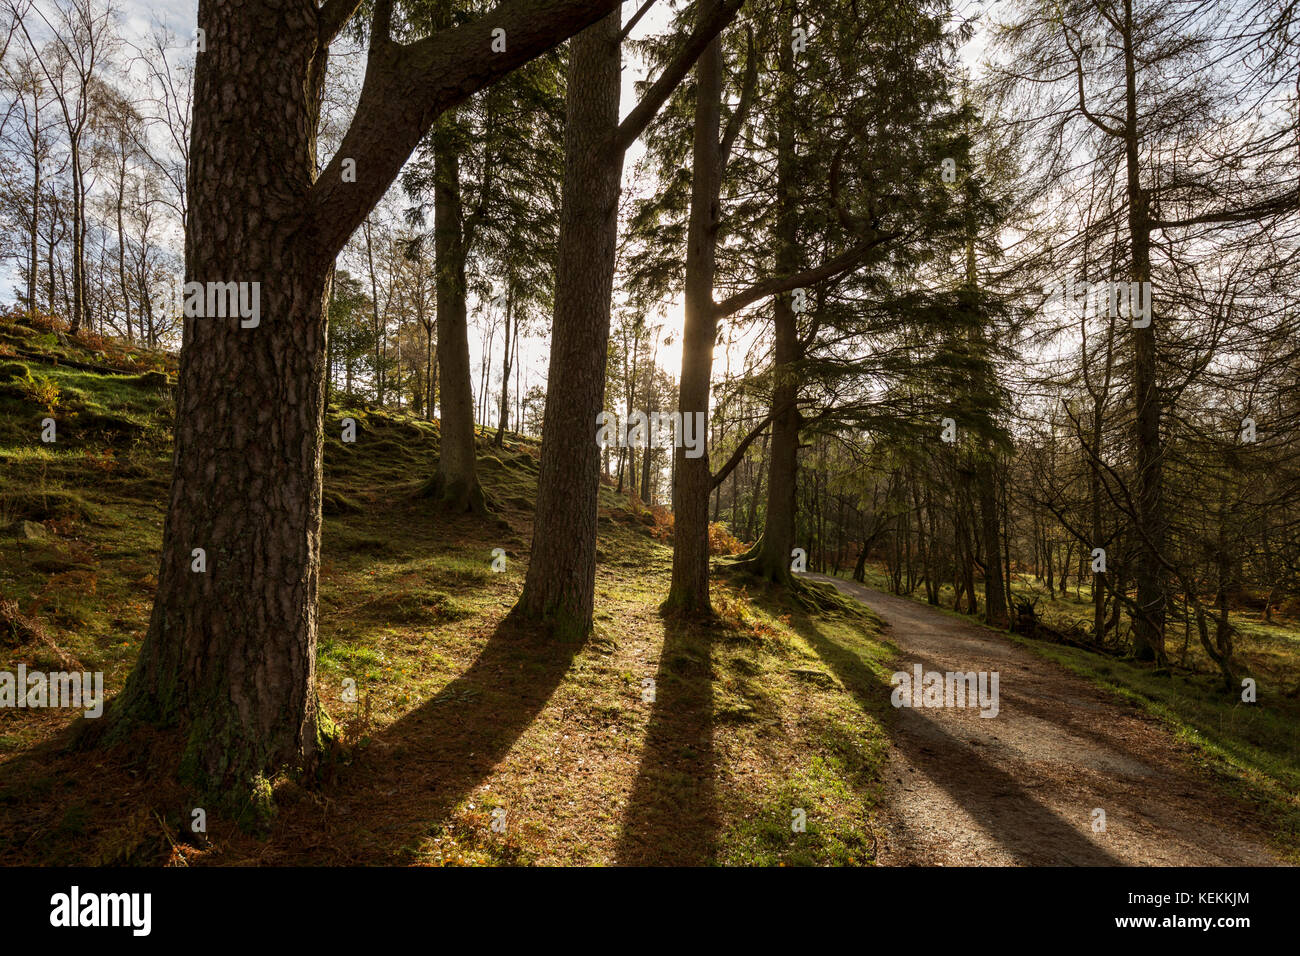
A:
[0,314,894,865]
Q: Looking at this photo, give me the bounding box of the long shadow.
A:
[615,614,719,865]
[810,577,1222,793]
[785,603,1125,866]
[249,615,584,863]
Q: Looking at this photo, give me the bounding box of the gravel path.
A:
[806,573,1284,866]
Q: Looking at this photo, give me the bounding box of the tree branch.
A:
[713,232,896,318]
[711,402,790,489]
[308,0,620,260]
[1064,28,1125,138]
[612,0,746,156]
[718,25,755,169]
[318,0,364,44]
[619,0,659,41]
[1151,185,1300,230]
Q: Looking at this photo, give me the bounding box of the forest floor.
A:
[0,312,1294,865]
[0,313,893,865]
[808,573,1297,864]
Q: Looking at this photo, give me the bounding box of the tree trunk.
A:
[70,145,84,333]
[853,542,869,583]
[97,4,334,819]
[93,0,619,811]
[428,114,488,513]
[27,133,40,313]
[424,322,435,421]
[1122,0,1166,663]
[665,25,723,615]
[117,154,133,342]
[364,218,384,405]
[744,10,801,586]
[751,319,800,583]
[640,386,656,504]
[979,455,1008,627]
[325,268,336,408]
[510,10,623,637]
[495,283,514,446]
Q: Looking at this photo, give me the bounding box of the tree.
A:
[642,0,970,612]
[328,269,376,401]
[400,4,565,507]
[989,0,1300,663]
[12,0,119,333]
[94,0,626,814]
[509,0,745,637]
[0,33,56,309]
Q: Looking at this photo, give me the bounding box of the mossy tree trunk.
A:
[104,0,335,815]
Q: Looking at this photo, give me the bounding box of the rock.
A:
[4,520,45,540]
[790,667,837,688]
[136,369,170,388]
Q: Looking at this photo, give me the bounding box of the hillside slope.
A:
[0,313,895,865]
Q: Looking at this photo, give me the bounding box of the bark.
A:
[665,25,724,615]
[742,5,801,586]
[99,2,335,816]
[1121,0,1166,662]
[428,114,488,513]
[514,0,741,630]
[325,269,336,407]
[979,455,1008,627]
[749,299,800,583]
[510,10,623,638]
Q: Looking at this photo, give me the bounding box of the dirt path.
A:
[806,574,1284,866]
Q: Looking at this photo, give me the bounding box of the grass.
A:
[0,314,895,866]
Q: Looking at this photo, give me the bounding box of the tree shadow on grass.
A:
[214,614,585,864]
[615,614,719,865]
[783,603,1124,866]
[0,596,582,866]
